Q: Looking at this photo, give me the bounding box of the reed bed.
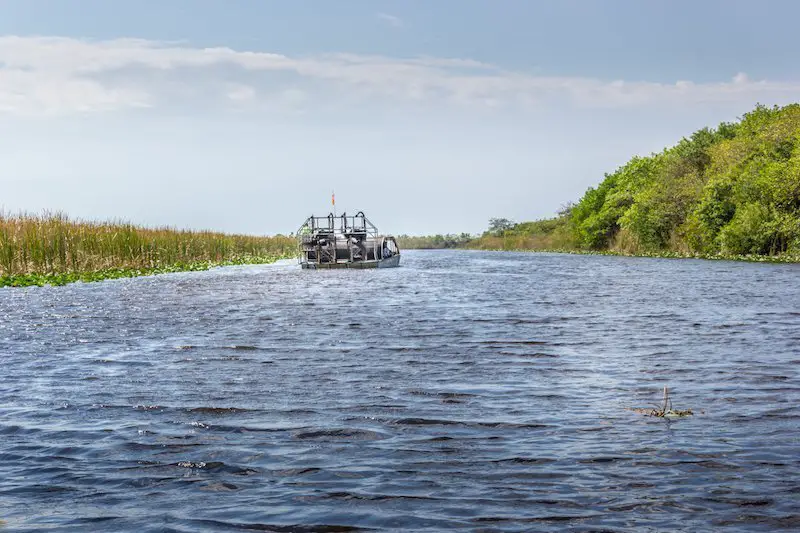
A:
[0,212,295,285]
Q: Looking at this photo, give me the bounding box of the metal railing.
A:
[297,211,378,239]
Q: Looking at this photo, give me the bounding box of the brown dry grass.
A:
[0,212,295,275]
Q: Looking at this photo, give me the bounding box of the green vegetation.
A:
[469,103,800,260]
[470,216,575,251]
[0,213,295,287]
[397,233,473,249]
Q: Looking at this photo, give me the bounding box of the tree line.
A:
[409,103,800,258]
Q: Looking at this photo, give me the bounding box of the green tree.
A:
[487,218,516,236]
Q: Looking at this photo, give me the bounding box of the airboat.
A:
[297,211,400,269]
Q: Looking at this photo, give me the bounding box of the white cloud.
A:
[0,35,798,116]
[226,84,256,102]
[377,13,404,28]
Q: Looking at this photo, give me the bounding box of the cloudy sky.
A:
[2,0,799,235]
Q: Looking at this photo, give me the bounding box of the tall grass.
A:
[0,212,295,276]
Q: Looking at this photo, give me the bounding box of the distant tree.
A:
[557,202,575,218]
[487,218,516,236]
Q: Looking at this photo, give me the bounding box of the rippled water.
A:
[1,250,799,532]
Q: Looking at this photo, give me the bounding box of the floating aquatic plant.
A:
[627,386,693,418]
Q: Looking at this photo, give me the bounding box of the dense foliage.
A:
[472,103,800,257]
[0,212,295,286]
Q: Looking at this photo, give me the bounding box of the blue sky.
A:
[2,0,800,234]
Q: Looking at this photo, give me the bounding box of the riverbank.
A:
[0,255,289,288]
[405,103,800,261]
[460,245,800,264]
[402,234,800,263]
[0,213,295,287]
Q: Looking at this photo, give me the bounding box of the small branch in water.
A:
[627,386,692,417]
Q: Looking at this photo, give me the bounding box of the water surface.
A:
[1,250,798,531]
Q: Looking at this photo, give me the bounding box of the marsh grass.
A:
[0,212,295,286]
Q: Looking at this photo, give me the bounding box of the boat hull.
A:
[301,255,400,270]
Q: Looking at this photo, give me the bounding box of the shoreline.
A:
[6,246,798,288]
[415,246,800,264]
[0,254,291,288]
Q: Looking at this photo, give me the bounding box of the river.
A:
[1,250,798,532]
